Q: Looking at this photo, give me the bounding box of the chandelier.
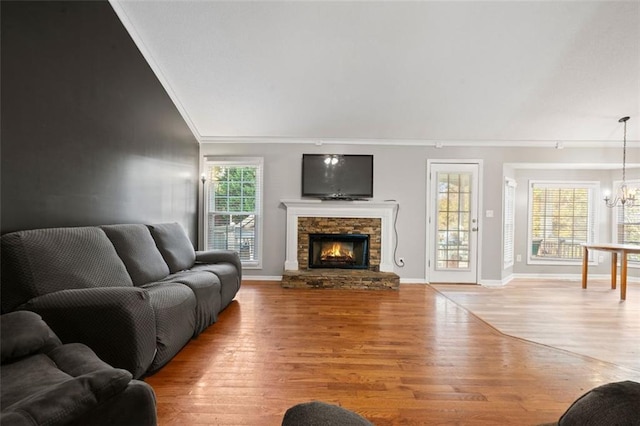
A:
[604,116,636,208]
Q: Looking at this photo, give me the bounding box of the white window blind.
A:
[503,178,516,268]
[203,157,263,269]
[528,181,598,264]
[614,179,640,264]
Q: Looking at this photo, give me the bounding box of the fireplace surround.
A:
[281,199,396,272]
[280,199,400,290]
[298,217,380,271]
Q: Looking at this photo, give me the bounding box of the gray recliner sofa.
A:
[1,222,242,378]
[1,310,157,426]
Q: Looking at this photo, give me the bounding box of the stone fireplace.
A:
[298,216,380,271]
[280,199,399,290]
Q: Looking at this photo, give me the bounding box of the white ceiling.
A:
[111,0,640,146]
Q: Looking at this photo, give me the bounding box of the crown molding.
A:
[199,136,640,148]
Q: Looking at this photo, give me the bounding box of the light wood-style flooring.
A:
[145,281,640,425]
[432,278,639,373]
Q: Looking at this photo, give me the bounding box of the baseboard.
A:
[242,273,640,284]
[242,275,283,281]
[511,273,640,283]
[479,279,509,287]
[400,278,428,284]
[513,273,602,280]
[244,276,430,284]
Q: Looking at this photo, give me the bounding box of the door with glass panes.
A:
[428,162,480,283]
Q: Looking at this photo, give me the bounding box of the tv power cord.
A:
[384,199,405,268]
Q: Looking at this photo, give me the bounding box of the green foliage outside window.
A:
[205,162,261,263]
[211,166,256,213]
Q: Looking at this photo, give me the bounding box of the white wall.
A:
[200,142,639,282]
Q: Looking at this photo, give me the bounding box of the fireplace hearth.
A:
[308,233,369,269]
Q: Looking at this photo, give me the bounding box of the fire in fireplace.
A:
[308,233,369,269]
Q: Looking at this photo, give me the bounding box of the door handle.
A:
[472,227,478,232]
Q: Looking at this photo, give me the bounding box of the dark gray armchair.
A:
[1,311,157,426]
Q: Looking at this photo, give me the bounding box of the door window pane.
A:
[437,171,472,270]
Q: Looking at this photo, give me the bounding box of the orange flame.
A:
[320,242,354,261]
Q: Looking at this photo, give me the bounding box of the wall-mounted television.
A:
[301,154,373,200]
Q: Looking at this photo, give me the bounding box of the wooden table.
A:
[581,243,640,300]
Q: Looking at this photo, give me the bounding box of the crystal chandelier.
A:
[604,116,636,208]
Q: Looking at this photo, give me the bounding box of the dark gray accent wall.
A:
[1,1,199,242]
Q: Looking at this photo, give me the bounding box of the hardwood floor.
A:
[145,281,639,425]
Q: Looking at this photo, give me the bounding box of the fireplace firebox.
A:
[308,233,369,269]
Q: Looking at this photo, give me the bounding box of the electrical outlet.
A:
[398,257,405,266]
[516,254,522,262]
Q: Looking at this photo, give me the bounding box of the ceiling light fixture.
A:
[323,155,338,165]
[604,116,635,208]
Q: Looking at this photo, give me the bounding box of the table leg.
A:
[581,246,589,289]
[611,252,617,290]
[620,253,627,301]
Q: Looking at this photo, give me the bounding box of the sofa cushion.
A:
[101,224,170,286]
[163,271,222,334]
[139,282,196,373]
[557,380,640,425]
[1,353,70,408]
[1,311,61,363]
[1,227,133,312]
[147,223,196,273]
[191,263,240,309]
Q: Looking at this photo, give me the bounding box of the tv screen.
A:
[302,154,373,200]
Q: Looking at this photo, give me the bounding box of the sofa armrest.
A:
[47,343,114,377]
[70,379,157,426]
[195,250,242,281]
[21,287,156,378]
[1,368,133,426]
[1,311,61,363]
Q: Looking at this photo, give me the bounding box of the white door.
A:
[428,162,480,283]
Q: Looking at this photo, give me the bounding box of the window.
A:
[528,181,598,264]
[613,179,640,265]
[503,178,516,268]
[203,157,263,268]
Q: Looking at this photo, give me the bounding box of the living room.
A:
[2,1,639,425]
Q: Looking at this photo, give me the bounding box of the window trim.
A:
[526,180,600,266]
[503,177,516,269]
[203,156,264,269]
[611,178,640,268]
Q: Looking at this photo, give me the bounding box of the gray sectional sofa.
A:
[1,222,242,378]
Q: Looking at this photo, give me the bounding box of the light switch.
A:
[486,210,494,218]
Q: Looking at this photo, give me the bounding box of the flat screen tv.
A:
[301,154,373,200]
